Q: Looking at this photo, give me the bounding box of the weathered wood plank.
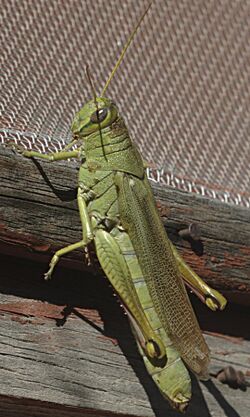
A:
[0,255,249,417]
[0,146,249,305]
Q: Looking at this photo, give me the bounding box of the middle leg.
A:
[45,186,94,279]
[44,239,88,280]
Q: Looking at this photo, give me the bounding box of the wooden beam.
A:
[0,146,249,416]
[0,146,249,304]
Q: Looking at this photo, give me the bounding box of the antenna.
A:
[101,2,152,96]
[86,64,98,105]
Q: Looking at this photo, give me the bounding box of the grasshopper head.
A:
[71,97,118,138]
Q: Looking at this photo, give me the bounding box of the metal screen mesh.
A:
[1,0,250,207]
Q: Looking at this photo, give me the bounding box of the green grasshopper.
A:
[14,3,226,412]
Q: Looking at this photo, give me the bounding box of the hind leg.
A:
[170,243,227,311]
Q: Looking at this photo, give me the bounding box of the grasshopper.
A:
[14,3,227,412]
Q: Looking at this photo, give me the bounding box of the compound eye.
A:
[90,107,108,123]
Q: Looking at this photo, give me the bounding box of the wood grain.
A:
[0,145,249,416]
[0,255,249,417]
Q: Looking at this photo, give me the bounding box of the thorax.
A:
[78,162,119,227]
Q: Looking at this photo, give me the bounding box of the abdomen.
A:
[111,226,191,408]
